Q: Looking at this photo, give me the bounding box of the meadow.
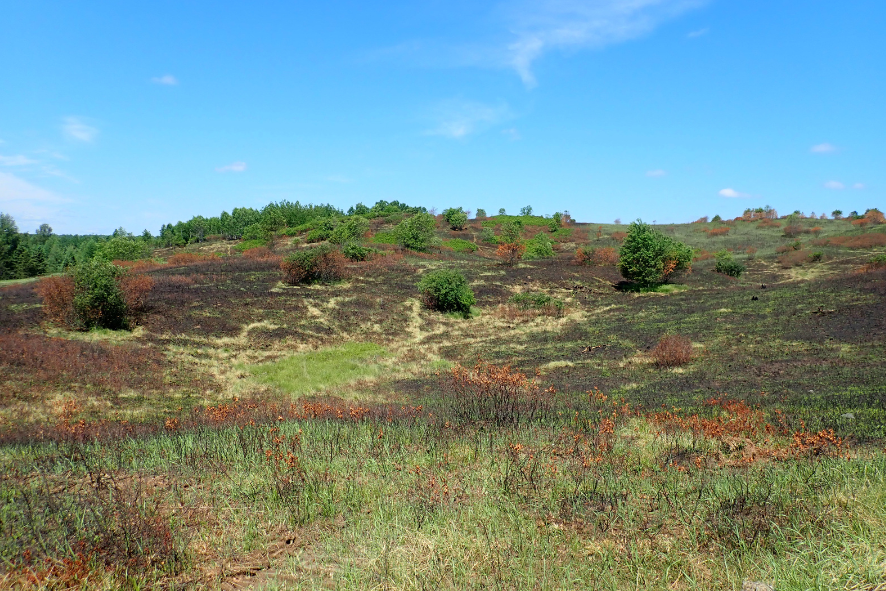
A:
[1,213,885,590]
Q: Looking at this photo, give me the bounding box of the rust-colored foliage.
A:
[574,246,618,266]
[777,249,812,267]
[693,249,715,261]
[692,216,709,224]
[812,233,886,249]
[651,335,693,367]
[496,242,526,266]
[242,246,281,261]
[851,218,870,228]
[444,361,551,426]
[809,226,823,236]
[783,225,809,238]
[758,219,781,228]
[280,249,349,284]
[610,231,627,242]
[705,227,730,237]
[745,246,757,257]
[791,429,844,457]
[118,274,154,321]
[35,276,76,325]
[865,210,886,224]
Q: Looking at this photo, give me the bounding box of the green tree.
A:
[498,208,506,216]
[96,237,148,261]
[520,205,533,216]
[395,213,437,251]
[329,216,369,244]
[501,220,524,243]
[618,220,692,286]
[417,269,475,317]
[442,208,468,231]
[71,259,129,330]
[475,208,486,219]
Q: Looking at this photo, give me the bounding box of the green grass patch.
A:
[482,214,551,228]
[370,230,398,245]
[236,239,269,251]
[248,342,388,396]
[442,238,478,253]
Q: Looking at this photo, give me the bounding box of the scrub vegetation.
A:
[1,203,885,589]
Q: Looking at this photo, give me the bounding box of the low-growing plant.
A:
[442,239,478,253]
[651,334,694,367]
[508,292,564,313]
[523,233,555,260]
[342,243,376,261]
[479,227,498,244]
[281,245,348,284]
[714,251,745,278]
[417,268,475,317]
[574,246,618,266]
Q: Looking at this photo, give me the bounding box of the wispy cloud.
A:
[719,188,751,198]
[810,142,836,154]
[426,99,513,139]
[0,171,72,223]
[645,169,667,177]
[151,74,178,86]
[216,161,247,173]
[504,0,709,87]
[823,180,844,190]
[853,182,866,190]
[687,27,709,38]
[502,127,521,141]
[63,117,98,142]
[0,154,38,166]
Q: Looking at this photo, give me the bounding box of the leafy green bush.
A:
[281,245,348,284]
[475,208,486,220]
[442,208,468,231]
[618,220,693,286]
[548,212,563,233]
[523,233,555,260]
[443,239,478,253]
[96,237,149,262]
[417,269,475,317]
[395,213,437,251]
[370,230,398,245]
[305,219,336,243]
[329,217,369,244]
[714,251,745,278]
[508,292,564,312]
[242,223,270,242]
[810,251,824,262]
[500,220,524,243]
[342,243,375,261]
[479,227,498,244]
[71,259,129,330]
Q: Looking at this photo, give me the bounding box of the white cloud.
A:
[853,183,866,190]
[645,169,667,177]
[823,180,844,190]
[63,117,98,142]
[504,0,709,87]
[687,27,709,38]
[151,74,178,86]
[810,142,836,154]
[0,154,37,166]
[427,99,512,138]
[502,127,521,141]
[216,161,247,173]
[0,171,72,224]
[719,188,751,198]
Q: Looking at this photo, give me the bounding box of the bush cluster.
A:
[442,208,468,231]
[395,213,437,251]
[523,233,555,260]
[328,217,369,245]
[417,269,475,317]
[618,220,692,286]
[281,245,348,284]
[714,251,745,278]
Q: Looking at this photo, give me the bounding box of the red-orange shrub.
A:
[651,335,693,367]
[118,274,154,321]
[36,276,76,325]
[851,218,870,228]
[496,242,526,266]
[745,246,757,258]
[281,246,348,284]
[865,210,885,225]
[242,246,280,261]
[777,250,811,267]
[811,233,886,249]
[693,249,715,261]
[574,246,618,266]
[810,226,823,236]
[611,231,627,242]
[705,227,730,237]
[444,361,550,426]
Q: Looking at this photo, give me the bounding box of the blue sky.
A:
[0,0,883,234]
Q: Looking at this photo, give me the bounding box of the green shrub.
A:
[442,208,468,231]
[329,217,369,244]
[548,212,562,233]
[475,208,486,220]
[508,292,564,312]
[305,219,336,243]
[395,213,437,251]
[242,223,270,242]
[479,227,498,244]
[417,269,475,317]
[443,239,478,253]
[96,237,149,262]
[523,233,555,260]
[370,230,398,245]
[281,245,348,284]
[618,220,693,286]
[501,220,524,243]
[714,251,745,278]
[810,251,824,262]
[342,243,375,261]
[236,239,268,251]
[869,254,886,265]
[70,259,129,330]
